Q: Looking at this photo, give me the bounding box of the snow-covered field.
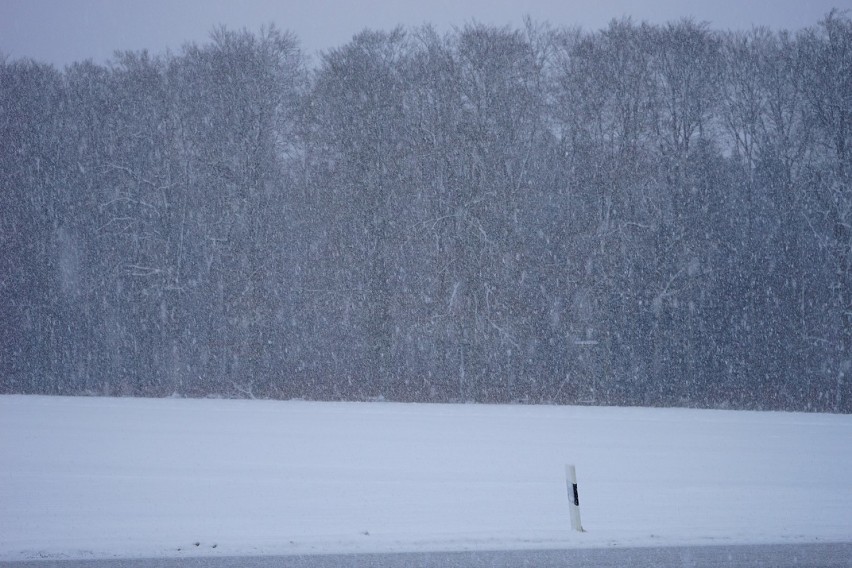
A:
[1,395,850,561]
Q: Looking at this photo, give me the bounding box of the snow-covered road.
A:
[6,543,852,568]
[1,396,850,561]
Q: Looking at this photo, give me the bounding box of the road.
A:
[4,543,851,568]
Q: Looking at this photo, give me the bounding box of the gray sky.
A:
[1,0,850,67]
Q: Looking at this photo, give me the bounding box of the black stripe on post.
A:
[572,483,580,506]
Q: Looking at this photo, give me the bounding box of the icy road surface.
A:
[0,395,850,561]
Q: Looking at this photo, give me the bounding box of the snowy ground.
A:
[1,395,850,561]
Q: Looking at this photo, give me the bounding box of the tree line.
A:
[1,12,850,411]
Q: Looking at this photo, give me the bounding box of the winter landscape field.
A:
[3,2,852,566]
[1,395,850,562]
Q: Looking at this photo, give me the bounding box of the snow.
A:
[0,395,850,561]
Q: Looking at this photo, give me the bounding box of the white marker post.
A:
[565,464,585,532]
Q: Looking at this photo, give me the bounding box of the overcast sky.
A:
[1,0,850,67]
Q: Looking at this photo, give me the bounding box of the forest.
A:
[1,12,850,412]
